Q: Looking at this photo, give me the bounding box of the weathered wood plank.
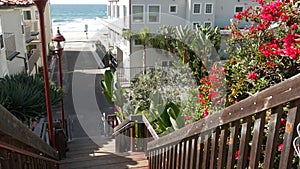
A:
[202,134,210,169]
[217,126,228,169]
[196,137,203,169]
[279,102,300,169]
[209,128,219,169]
[148,79,300,151]
[263,107,283,169]
[237,118,251,169]
[0,105,58,159]
[249,112,266,169]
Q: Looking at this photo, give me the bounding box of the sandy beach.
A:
[61,30,109,51]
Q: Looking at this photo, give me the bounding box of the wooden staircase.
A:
[59,137,148,169]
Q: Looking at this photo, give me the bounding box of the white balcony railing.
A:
[4,33,18,60]
[24,25,33,43]
[28,48,40,73]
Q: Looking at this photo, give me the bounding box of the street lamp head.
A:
[33,0,48,12]
[52,27,66,50]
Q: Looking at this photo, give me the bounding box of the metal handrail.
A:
[112,120,134,136]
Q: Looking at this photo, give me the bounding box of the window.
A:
[148,5,160,23]
[235,6,244,13]
[192,22,201,30]
[204,21,212,28]
[0,34,3,49]
[193,3,201,14]
[169,5,177,14]
[112,5,115,17]
[132,5,144,23]
[205,3,213,14]
[23,11,31,20]
[116,5,120,18]
[123,5,127,17]
[35,10,39,20]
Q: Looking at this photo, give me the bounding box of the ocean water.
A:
[50,4,107,33]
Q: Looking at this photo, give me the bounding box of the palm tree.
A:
[0,73,62,125]
[157,25,221,82]
[123,27,152,74]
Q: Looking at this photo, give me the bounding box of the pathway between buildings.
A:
[59,41,148,168]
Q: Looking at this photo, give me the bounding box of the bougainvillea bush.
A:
[225,0,300,106]
[197,0,300,119]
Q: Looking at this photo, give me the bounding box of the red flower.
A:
[280,118,286,127]
[203,109,209,117]
[278,144,283,151]
[247,71,258,80]
[235,150,239,160]
[292,23,298,29]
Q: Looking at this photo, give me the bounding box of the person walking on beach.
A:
[84,24,88,39]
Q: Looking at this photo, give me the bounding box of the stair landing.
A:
[60,137,148,169]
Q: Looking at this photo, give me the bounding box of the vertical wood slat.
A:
[279,103,300,169]
[170,145,176,169]
[151,150,156,169]
[196,137,203,169]
[174,144,179,169]
[191,136,199,169]
[237,118,252,169]
[217,126,228,169]
[209,128,220,169]
[188,138,195,169]
[130,123,135,152]
[176,143,182,169]
[158,148,163,169]
[155,149,159,169]
[162,147,166,169]
[249,112,266,169]
[202,135,210,169]
[181,141,187,169]
[263,106,283,169]
[167,145,173,169]
[226,122,239,169]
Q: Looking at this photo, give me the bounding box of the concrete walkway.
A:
[59,42,148,168]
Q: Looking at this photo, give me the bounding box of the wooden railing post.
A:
[130,122,135,152]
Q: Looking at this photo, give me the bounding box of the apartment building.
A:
[103,0,258,83]
[0,0,52,77]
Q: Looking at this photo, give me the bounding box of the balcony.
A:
[4,33,19,61]
[24,24,34,44]
[24,20,39,37]
[28,48,40,73]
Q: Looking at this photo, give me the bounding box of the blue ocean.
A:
[50,4,107,33]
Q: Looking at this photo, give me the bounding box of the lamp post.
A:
[33,0,54,147]
[52,27,66,130]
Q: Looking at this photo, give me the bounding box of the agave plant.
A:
[135,90,184,135]
[0,73,62,124]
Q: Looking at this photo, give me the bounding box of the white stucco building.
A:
[0,0,53,77]
[102,0,258,83]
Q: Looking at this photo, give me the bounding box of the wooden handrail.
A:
[131,114,159,140]
[148,73,300,150]
[0,105,58,159]
[114,115,159,153]
[147,73,300,169]
[113,118,132,134]
[0,141,59,164]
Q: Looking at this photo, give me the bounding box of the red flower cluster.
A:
[198,65,226,118]
[247,71,258,81]
[259,33,300,59]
